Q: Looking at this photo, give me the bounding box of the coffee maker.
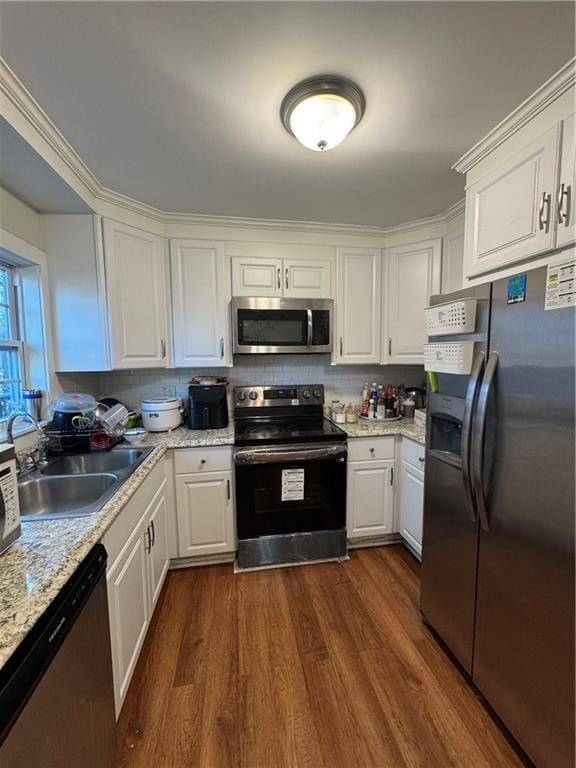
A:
[188,383,228,430]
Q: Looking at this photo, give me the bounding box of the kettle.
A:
[404,387,426,410]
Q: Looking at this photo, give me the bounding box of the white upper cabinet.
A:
[335,247,381,364]
[229,242,334,298]
[557,113,575,248]
[463,125,560,278]
[170,239,232,367]
[103,219,169,368]
[384,239,442,365]
[442,223,465,294]
[231,256,283,297]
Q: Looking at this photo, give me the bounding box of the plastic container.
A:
[141,398,182,432]
[123,428,148,444]
[403,398,416,419]
[50,393,97,414]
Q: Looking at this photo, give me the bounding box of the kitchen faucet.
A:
[6,412,49,474]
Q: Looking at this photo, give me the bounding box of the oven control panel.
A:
[234,385,325,408]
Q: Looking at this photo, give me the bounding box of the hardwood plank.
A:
[116,546,526,768]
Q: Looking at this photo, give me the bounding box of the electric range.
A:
[233,385,347,569]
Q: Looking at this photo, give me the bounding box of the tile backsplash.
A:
[57,356,425,412]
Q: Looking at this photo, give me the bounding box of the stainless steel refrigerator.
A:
[420,264,575,768]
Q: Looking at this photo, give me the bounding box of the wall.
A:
[69,358,426,412]
[0,186,43,250]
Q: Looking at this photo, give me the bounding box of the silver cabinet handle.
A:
[388,337,392,356]
[227,478,231,501]
[150,519,155,547]
[145,525,152,554]
[285,267,289,290]
[557,182,571,226]
[390,467,394,487]
[369,447,375,456]
[277,267,281,290]
[538,191,552,231]
[220,337,224,358]
[160,338,166,358]
[339,336,343,356]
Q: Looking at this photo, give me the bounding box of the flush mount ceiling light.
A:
[280,76,366,152]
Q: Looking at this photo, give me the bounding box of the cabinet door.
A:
[103,219,169,369]
[464,125,560,277]
[557,113,575,248]
[107,521,150,716]
[385,239,441,364]
[347,460,394,540]
[336,247,381,364]
[442,225,465,294]
[284,259,332,298]
[175,470,235,557]
[231,256,283,297]
[399,460,424,559]
[146,481,170,610]
[170,240,231,367]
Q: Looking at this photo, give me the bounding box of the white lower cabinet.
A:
[398,440,425,559]
[347,437,395,541]
[174,447,236,559]
[103,463,169,717]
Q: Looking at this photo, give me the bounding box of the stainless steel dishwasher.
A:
[0,544,116,768]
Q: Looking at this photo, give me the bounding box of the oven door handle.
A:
[234,443,347,465]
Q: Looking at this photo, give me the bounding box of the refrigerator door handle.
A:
[461,350,485,523]
[472,351,499,532]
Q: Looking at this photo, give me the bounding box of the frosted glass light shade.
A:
[289,94,357,152]
[281,76,365,152]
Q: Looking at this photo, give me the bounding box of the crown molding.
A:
[444,198,466,223]
[1,55,463,239]
[453,57,576,174]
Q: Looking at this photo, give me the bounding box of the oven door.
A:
[234,443,347,539]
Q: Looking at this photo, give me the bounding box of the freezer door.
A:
[420,282,491,674]
[472,266,575,768]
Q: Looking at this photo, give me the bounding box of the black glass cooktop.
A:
[234,417,347,446]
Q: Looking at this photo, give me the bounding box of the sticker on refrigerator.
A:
[545,257,576,311]
[507,273,527,304]
[281,468,305,502]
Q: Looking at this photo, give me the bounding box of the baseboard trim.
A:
[348,534,403,550]
[169,553,236,569]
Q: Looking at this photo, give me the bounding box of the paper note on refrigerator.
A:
[281,468,305,501]
[545,257,576,311]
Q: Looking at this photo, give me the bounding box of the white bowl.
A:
[123,428,147,444]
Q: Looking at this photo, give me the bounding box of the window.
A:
[0,263,24,424]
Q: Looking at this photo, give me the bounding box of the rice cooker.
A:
[141,398,182,432]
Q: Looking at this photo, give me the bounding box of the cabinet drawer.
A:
[348,437,395,462]
[174,446,232,474]
[401,438,425,471]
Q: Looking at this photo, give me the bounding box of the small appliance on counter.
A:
[141,398,182,432]
[0,444,20,556]
[188,378,228,430]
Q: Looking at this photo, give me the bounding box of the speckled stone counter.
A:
[0,444,166,669]
[136,424,234,448]
[329,417,426,445]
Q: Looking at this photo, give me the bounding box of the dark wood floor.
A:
[116,546,523,768]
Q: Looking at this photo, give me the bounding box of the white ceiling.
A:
[0,2,574,227]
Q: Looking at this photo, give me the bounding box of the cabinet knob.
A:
[200,458,206,465]
[418,456,425,464]
[370,447,375,455]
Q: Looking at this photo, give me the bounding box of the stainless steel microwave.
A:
[232,297,333,354]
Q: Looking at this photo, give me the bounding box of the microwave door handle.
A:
[307,309,313,348]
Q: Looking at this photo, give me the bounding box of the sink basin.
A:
[19,473,119,521]
[41,449,145,476]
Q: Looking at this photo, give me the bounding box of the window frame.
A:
[0,261,27,425]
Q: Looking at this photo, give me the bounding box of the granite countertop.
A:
[0,444,166,670]
[329,416,426,445]
[137,424,235,448]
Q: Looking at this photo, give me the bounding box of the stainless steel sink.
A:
[19,473,119,520]
[40,449,145,476]
[20,446,154,521]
